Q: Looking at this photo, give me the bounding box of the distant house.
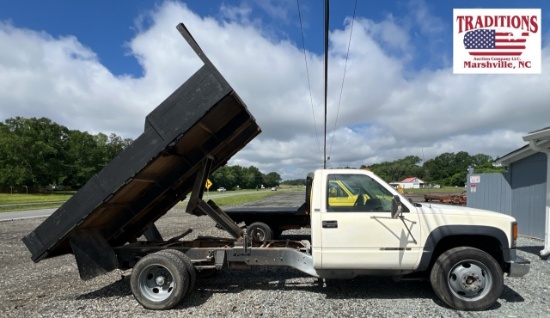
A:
[390,177,425,189]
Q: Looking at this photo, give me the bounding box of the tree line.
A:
[0,117,133,192]
[0,117,283,193]
[364,152,502,187]
[210,165,281,190]
[0,117,502,192]
[280,152,504,188]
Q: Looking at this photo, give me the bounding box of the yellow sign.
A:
[205,179,212,189]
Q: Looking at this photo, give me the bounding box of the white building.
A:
[390,177,425,189]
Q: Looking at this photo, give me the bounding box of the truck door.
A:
[320,173,421,270]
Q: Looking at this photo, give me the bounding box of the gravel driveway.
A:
[1,192,548,317]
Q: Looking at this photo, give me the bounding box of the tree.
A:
[64,130,102,187]
[281,179,306,186]
[0,117,68,189]
[263,172,282,187]
[423,151,477,186]
[210,165,282,190]
[369,155,423,182]
[0,117,133,191]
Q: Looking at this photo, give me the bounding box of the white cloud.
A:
[0,2,547,181]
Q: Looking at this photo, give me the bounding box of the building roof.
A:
[494,127,550,167]
[523,126,550,142]
[401,177,424,183]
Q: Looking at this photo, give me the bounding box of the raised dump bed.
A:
[23,23,261,263]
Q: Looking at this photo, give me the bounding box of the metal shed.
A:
[467,127,550,256]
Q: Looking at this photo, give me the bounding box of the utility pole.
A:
[323,0,329,169]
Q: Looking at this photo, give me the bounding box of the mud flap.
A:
[69,229,119,280]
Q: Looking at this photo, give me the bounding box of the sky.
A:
[1,0,549,180]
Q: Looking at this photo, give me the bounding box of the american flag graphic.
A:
[463,29,529,56]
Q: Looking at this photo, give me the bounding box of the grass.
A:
[0,193,74,213]
[0,193,74,204]
[209,191,282,206]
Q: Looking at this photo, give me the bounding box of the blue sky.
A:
[1,0,549,179]
[4,0,545,76]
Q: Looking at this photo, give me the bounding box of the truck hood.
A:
[416,202,515,221]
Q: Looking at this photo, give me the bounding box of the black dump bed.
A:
[23,23,261,263]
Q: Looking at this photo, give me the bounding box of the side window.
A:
[326,173,393,212]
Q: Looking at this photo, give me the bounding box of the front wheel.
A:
[430,247,503,311]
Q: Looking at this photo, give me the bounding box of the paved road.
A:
[0,209,57,221]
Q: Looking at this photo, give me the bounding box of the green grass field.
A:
[0,193,74,213]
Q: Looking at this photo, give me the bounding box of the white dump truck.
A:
[23,23,529,312]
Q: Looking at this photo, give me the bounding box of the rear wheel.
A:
[247,222,273,243]
[157,249,196,297]
[430,247,503,311]
[130,251,189,310]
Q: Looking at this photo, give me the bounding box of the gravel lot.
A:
[1,192,549,317]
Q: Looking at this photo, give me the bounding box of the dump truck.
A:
[23,23,530,312]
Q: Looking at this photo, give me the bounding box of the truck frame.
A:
[23,23,529,312]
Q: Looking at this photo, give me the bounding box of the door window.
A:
[327,174,393,212]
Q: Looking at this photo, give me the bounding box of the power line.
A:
[296,0,321,154]
[328,0,358,160]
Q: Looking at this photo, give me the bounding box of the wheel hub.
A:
[252,229,265,241]
[155,275,166,286]
[460,272,482,292]
[448,260,492,300]
[139,265,175,302]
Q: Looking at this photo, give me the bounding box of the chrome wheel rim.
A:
[138,264,175,302]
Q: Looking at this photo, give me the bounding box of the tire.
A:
[247,222,273,243]
[130,252,189,310]
[157,250,196,298]
[430,247,504,311]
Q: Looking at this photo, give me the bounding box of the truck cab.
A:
[309,169,529,310]
[312,169,421,271]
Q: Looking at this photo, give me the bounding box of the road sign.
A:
[205,179,212,189]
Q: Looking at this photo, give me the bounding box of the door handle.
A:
[322,220,338,228]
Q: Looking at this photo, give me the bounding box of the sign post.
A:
[205,179,212,198]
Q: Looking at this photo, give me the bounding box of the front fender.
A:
[417,225,509,271]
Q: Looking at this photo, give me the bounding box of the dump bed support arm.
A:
[186,157,244,239]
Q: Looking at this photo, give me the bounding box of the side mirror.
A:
[391,195,402,218]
